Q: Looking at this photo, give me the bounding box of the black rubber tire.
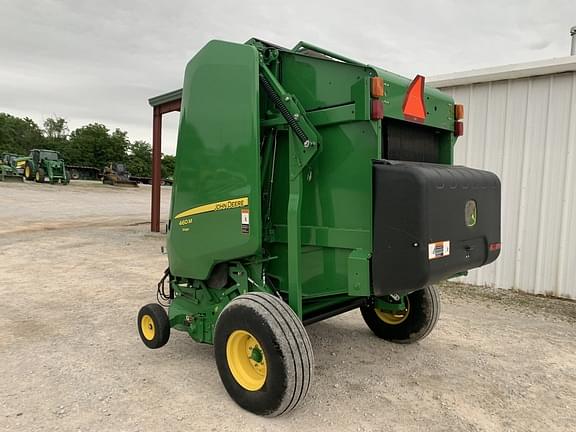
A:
[70,169,80,180]
[35,168,45,183]
[137,303,170,349]
[24,163,34,180]
[63,170,71,184]
[361,285,441,344]
[214,292,314,417]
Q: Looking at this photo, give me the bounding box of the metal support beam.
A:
[158,99,182,115]
[287,130,303,318]
[150,98,181,233]
[151,106,162,233]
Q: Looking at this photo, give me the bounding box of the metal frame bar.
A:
[150,100,181,232]
[287,130,304,318]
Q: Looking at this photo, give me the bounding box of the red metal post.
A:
[151,106,162,232]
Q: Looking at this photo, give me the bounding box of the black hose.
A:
[156,268,172,307]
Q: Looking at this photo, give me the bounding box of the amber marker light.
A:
[371,77,385,97]
[454,104,464,120]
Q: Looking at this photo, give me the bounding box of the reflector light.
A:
[489,242,501,252]
[371,99,384,120]
[454,121,464,137]
[371,77,384,97]
[402,74,426,121]
[454,104,464,120]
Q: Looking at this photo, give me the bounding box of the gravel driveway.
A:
[1,181,575,432]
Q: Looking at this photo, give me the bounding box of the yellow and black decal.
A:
[175,197,249,220]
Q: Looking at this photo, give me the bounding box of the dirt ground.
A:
[1,181,575,432]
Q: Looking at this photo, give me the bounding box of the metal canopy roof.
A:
[429,56,576,88]
[148,88,182,107]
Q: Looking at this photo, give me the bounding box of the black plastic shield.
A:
[372,160,501,296]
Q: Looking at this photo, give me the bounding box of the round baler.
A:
[138,38,501,416]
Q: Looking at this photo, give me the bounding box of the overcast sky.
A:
[1,0,574,155]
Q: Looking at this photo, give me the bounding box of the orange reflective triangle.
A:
[402,74,426,121]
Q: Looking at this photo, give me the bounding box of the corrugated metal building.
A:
[429,56,576,299]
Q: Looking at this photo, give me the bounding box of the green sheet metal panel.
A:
[167,40,262,280]
[260,47,455,298]
[279,52,374,112]
[278,49,454,131]
[264,119,378,298]
[370,66,455,131]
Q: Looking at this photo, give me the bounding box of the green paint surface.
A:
[165,38,457,343]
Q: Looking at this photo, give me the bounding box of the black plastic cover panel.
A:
[372,160,501,296]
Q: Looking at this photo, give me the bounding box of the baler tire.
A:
[137,303,170,349]
[214,292,314,417]
[361,285,440,344]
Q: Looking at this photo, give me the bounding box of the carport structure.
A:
[148,89,182,232]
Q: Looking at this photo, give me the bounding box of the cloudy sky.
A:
[1,0,574,154]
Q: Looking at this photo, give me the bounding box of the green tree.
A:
[161,154,175,178]
[68,123,128,168]
[0,113,44,155]
[43,117,69,139]
[42,117,71,159]
[126,141,176,179]
[126,140,152,177]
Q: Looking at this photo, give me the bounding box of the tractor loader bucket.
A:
[0,174,24,182]
[0,167,24,182]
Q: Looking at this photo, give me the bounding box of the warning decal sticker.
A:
[428,241,450,260]
[241,209,250,234]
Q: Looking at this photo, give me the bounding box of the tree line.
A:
[0,113,175,178]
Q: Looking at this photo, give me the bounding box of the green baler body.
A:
[166,39,458,343]
[168,42,263,279]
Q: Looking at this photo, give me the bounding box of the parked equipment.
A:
[0,153,23,182]
[102,163,138,187]
[68,165,101,181]
[137,39,501,416]
[13,156,28,175]
[129,175,173,186]
[22,149,70,184]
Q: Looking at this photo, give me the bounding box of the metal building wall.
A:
[436,71,576,298]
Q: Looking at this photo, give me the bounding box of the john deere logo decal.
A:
[465,200,477,227]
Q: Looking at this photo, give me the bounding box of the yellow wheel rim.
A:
[374,297,410,325]
[25,166,30,178]
[226,330,267,391]
[141,314,156,341]
[35,171,40,182]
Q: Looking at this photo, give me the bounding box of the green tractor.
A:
[0,153,24,182]
[22,149,70,184]
[137,39,501,416]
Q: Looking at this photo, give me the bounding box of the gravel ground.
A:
[1,181,575,432]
